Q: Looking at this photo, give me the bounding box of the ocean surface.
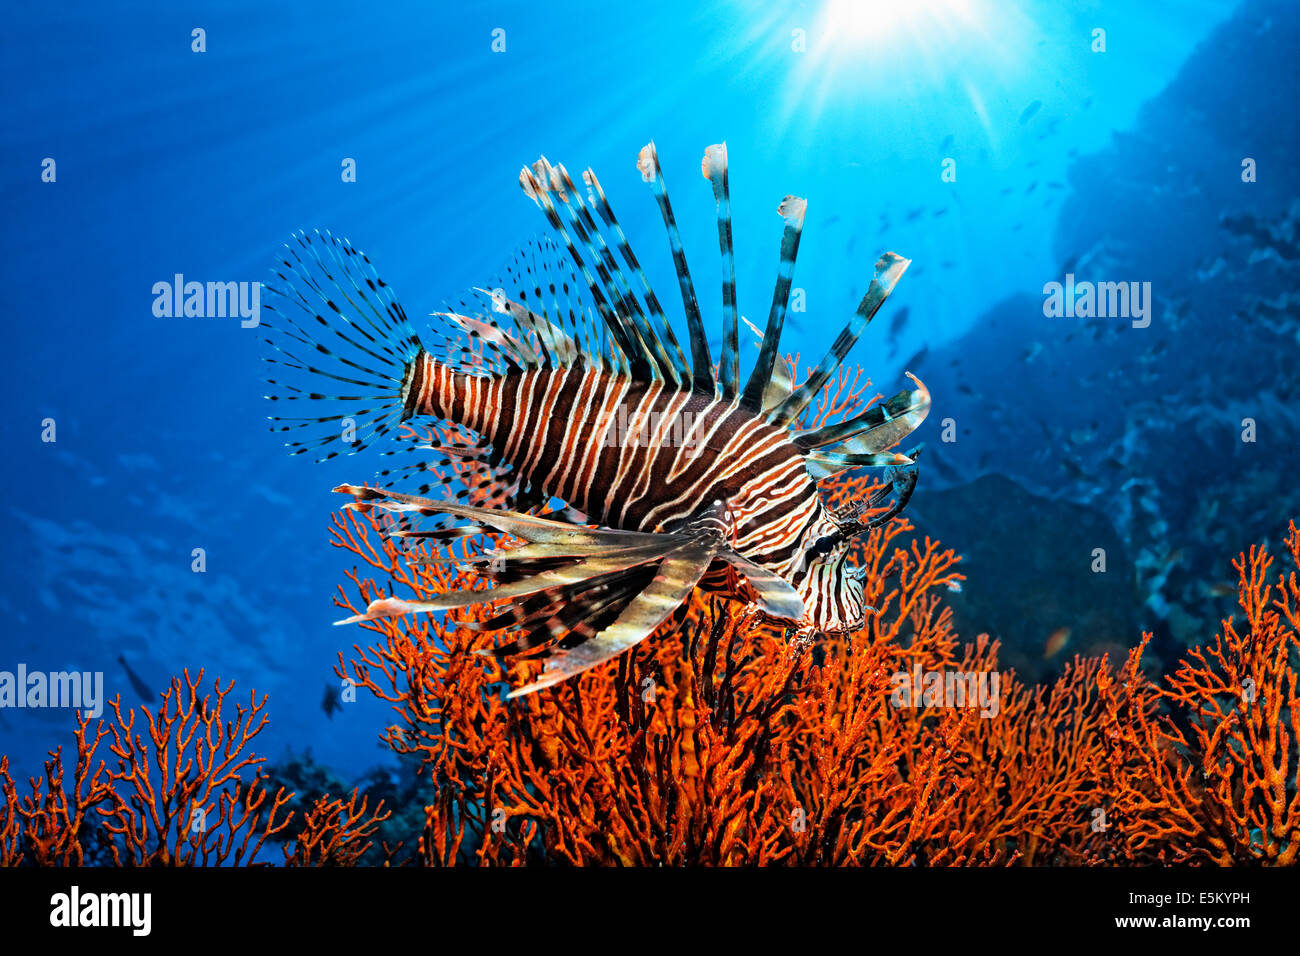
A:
[1,0,1294,782]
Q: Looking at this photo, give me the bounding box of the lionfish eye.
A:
[809,535,838,557]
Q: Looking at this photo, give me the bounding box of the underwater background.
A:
[1,0,1295,792]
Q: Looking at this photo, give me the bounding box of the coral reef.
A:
[4,362,1297,866]
[0,670,387,866]
[1095,524,1300,865]
[329,496,1121,864]
[321,510,1299,865]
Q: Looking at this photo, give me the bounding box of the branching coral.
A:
[330,496,1131,865]
[0,671,387,867]
[6,367,1297,867]
[322,362,1299,866]
[1096,522,1300,864]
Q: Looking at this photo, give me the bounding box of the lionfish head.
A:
[791,459,923,633]
[790,511,868,634]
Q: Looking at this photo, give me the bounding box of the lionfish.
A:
[263,143,930,697]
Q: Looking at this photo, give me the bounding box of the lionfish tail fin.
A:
[262,230,428,462]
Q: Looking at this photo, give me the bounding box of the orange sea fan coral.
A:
[330,483,1135,865]
[320,358,1127,865]
[0,671,386,867]
[1095,521,1300,865]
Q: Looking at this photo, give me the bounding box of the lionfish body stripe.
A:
[263,143,931,696]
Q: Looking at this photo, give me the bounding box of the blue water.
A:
[1,0,1289,782]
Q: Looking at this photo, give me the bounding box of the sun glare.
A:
[820,0,983,45]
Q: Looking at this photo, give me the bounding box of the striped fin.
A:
[470,577,642,656]
[580,166,691,384]
[333,485,665,547]
[332,485,794,696]
[719,552,804,620]
[638,142,716,395]
[543,159,687,387]
[701,144,739,398]
[262,230,425,462]
[333,539,677,623]
[741,316,796,408]
[805,448,914,482]
[506,542,717,697]
[795,373,931,450]
[520,164,651,381]
[741,194,807,411]
[504,237,609,372]
[768,252,910,426]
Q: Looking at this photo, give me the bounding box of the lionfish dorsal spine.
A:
[520,163,652,381]
[548,159,689,389]
[741,193,808,413]
[767,251,911,428]
[581,166,691,384]
[702,142,740,400]
[637,141,717,396]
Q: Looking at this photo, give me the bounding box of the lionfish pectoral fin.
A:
[506,543,716,698]
[718,551,804,621]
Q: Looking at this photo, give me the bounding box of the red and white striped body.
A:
[405,354,867,631]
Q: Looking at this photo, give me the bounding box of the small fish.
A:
[946,579,963,593]
[1161,547,1186,570]
[1019,342,1043,363]
[887,306,910,342]
[901,345,929,372]
[1202,581,1236,598]
[117,654,156,705]
[1019,100,1043,124]
[322,682,342,719]
[1043,627,1071,660]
